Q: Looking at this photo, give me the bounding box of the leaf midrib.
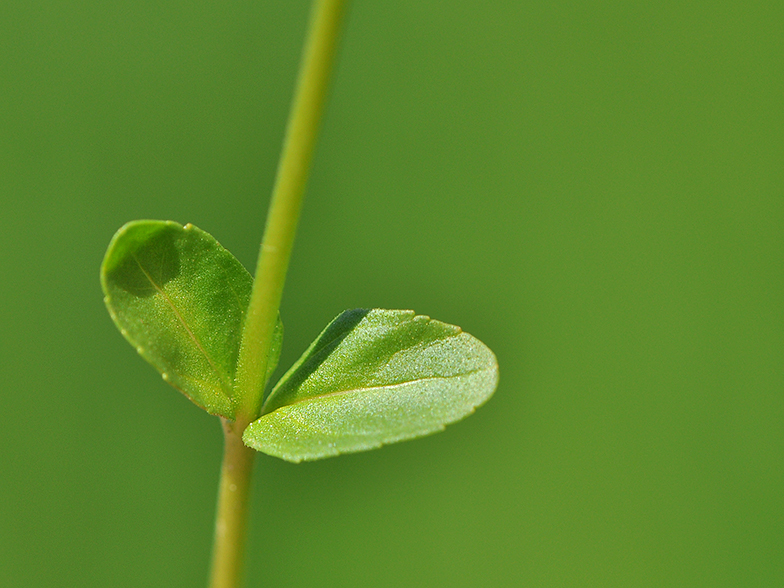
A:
[265,367,491,414]
[132,253,233,396]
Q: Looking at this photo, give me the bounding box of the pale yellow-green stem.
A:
[208,417,255,588]
[208,2,349,587]
[234,0,350,422]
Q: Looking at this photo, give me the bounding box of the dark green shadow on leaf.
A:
[260,308,369,415]
[102,222,180,297]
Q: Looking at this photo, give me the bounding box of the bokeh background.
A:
[1,1,782,586]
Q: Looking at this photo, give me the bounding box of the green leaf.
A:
[243,309,498,462]
[101,220,282,418]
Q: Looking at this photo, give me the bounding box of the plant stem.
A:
[234,0,350,421]
[208,2,349,587]
[208,418,256,588]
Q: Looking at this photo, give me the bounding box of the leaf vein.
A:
[272,367,490,411]
[131,253,233,395]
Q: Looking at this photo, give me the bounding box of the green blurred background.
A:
[1,1,782,586]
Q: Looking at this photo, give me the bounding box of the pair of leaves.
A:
[101,221,498,462]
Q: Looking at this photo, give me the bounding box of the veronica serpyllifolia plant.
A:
[100,2,498,587]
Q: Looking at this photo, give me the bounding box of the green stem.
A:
[208,418,256,588]
[208,2,349,587]
[234,0,350,421]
